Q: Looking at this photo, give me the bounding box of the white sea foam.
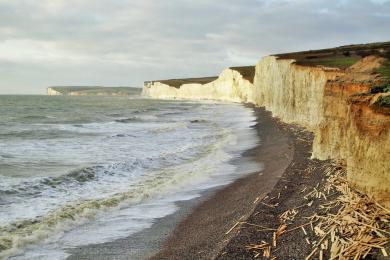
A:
[0,96,260,259]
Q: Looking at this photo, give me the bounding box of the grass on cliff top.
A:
[375,62,390,81]
[297,56,360,69]
[277,41,390,69]
[276,41,390,60]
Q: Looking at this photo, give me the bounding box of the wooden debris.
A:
[381,247,388,257]
[241,222,276,231]
[245,161,389,260]
[246,241,272,258]
[285,222,313,233]
[305,247,318,260]
[225,216,245,235]
[301,226,307,235]
[280,208,298,222]
[307,164,390,259]
[261,202,279,208]
[225,221,241,235]
[264,246,271,258]
[272,232,277,247]
[275,224,287,238]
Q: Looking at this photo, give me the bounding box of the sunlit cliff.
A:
[143,43,390,206]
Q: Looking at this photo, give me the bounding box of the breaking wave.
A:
[0,96,259,259]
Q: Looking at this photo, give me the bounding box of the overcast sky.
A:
[0,0,389,94]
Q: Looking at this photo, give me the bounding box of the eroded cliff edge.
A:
[143,44,390,206]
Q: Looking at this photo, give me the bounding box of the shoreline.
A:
[39,103,389,259]
[124,104,389,260]
[217,120,389,259]
[150,106,294,259]
[218,119,324,259]
[67,105,293,260]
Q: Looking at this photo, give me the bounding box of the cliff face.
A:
[47,87,62,96]
[253,57,389,203]
[253,56,342,130]
[314,82,390,201]
[346,94,390,202]
[143,55,390,206]
[143,68,254,103]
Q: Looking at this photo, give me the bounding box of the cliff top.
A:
[145,66,255,88]
[275,41,390,69]
[144,41,390,89]
[229,66,255,83]
[48,86,141,95]
[144,77,218,88]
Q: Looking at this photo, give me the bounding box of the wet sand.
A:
[67,106,294,260]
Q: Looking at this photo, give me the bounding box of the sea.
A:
[0,94,261,259]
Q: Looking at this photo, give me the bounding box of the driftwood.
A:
[306,164,390,259]
[244,162,389,259]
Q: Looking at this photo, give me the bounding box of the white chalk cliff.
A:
[47,88,62,96]
[143,55,390,206]
[143,68,254,103]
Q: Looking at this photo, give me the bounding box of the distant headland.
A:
[47,86,141,96]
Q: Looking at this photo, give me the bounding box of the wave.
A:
[158,111,181,117]
[190,119,208,124]
[0,132,232,258]
[0,97,259,258]
[107,113,123,117]
[13,115,92,125]
[0,129,98,140]
[111,133,137,138]
[0,135,220,210]
[0,154,14,159]
[114,117,144,123]
[20,115,53,120]
[149,122,189,133]
[0,161,142,199]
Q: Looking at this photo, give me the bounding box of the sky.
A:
[0,0,389,94]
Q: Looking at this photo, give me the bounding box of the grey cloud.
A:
[0,0,389,94]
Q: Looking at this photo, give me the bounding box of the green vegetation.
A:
[370,83,390,108]
[375,62,390,81]
[276,41,390,70]
[297,56,360,69]
[300,57,360,69]
[276,41,390,60]
[375,95,390,107]
[370,84,390,94]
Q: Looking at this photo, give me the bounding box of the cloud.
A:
[0,0,389,93]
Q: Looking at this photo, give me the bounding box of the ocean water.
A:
[0,95,261,259]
